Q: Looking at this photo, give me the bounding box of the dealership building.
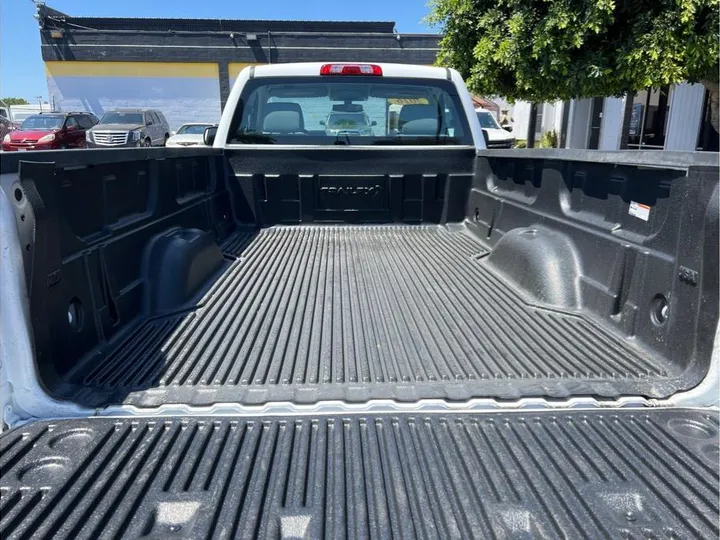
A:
[36,4,440,131]
[37,4,716,151]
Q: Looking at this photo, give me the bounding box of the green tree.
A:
[1,97,29,105]
[428,0,719,128]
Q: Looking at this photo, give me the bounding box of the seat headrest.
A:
[263,110,303,133]
[401,118,440,135]
[262,102,304,130]
[398,104,437,125]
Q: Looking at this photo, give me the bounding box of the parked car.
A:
[86,108,170,148]
[321,106,376,136]
[1,111,98,151]
[0,101,10,124]
[166,123,215,147]
[0,115,12,143]
[476,107,515,148]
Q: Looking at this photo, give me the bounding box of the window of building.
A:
[696,89,719,152]
[627,86,672,149]
[559,101,570,148]
[534,105,544,135]
[587,97,605,149]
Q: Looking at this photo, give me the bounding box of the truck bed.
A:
[61,224,677,407]
[4,148,717,410]
[1,409,717,539]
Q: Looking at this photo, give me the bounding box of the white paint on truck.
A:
[215,62,487,149]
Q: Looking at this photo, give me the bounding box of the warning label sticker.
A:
[629,201,650,221]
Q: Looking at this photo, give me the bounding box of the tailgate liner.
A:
[1,409,718,539]
[58,225,683,407]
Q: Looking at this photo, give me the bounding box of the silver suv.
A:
[321,108,376,136]
[86,108,170,148]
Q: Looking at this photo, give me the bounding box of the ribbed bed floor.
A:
[61,225,680,407]
[2,410,717,539]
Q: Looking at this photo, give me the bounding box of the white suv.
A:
[322,109,376,136]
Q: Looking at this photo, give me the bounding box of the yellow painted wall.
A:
[228,63,259,82]
[45,61,219,78]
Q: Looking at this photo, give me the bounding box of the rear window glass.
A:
[476,111,501,130]
[227,77,472,145]
[77,115,94,129]
[99,112,143,125]
[177,124,211,135]
[20,115,65,129]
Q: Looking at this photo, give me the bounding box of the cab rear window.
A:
[226,77,472,145]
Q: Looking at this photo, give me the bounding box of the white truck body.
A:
[216,62,486,149]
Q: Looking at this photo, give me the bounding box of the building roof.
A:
[472,96,499,112]
[38,4,397,34]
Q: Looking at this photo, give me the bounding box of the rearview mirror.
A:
[203,126,217,146]
[319,120,326,126]
[502,125,512,132]
[66,125,77,132]
[329,89,368,102]
[371,121,377,126]
[170,131,176,136]
[146,121,153,126]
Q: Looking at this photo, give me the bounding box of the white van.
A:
[475,107,515,148]
[9,104,46,127]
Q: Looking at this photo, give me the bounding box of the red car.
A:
[2,112,98,151]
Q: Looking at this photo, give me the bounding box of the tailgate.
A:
[1,409,717,539]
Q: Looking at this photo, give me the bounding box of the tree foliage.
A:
[1,97,29,105]
[428,0,719,102]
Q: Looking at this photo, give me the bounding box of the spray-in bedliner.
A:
[1,409,717,539]
[53,225,683,408]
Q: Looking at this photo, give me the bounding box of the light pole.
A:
[36,96,43,113]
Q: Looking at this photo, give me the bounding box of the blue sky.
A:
[0,0,436,100]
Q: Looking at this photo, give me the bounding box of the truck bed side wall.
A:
[470,153,718,382]
[11,149,232,384]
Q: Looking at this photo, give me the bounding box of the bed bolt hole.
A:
[651,294,669,325]
[474,208,480,221]
[14,188,23,202]
[20,214,25,221]
[67,298,84,332]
